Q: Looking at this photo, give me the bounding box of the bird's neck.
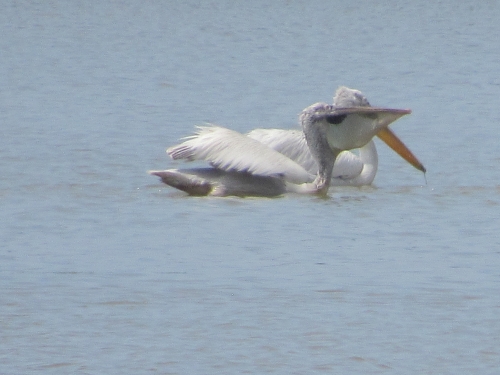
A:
[302,119,339,195]
[312,148,337,194]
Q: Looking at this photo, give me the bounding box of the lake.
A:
[1,1,500,374]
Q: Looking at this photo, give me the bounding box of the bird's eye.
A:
[326,114,347,125]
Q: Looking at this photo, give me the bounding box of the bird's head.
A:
[300,87,425,173]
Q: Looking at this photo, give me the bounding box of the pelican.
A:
[150,87,425,197]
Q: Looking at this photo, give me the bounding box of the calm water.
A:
[2,1,500,374]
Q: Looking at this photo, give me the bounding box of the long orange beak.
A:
[376,127,426,173]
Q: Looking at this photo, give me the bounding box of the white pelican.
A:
[150,87,425,197]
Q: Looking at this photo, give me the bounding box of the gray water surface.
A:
[2,1,500,374]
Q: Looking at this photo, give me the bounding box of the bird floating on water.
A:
[149,86,425,197]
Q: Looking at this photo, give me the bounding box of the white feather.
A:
[332,140,378,186]
[246,128,317,172]
[152,86,419,196]
[167,126,313,184]
[247,128,378,186]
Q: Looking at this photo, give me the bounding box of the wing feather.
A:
[246,128,318,173]
[167,126,313,184]
[331,140,378,186]
[332,151,364,179]
[247,128,378,186]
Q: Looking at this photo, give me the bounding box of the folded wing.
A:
[246,128,318,173]
[247,128,377,186]
[167,126,314,184]
[332,140,378,186]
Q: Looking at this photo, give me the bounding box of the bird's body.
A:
[150,87,425,197]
